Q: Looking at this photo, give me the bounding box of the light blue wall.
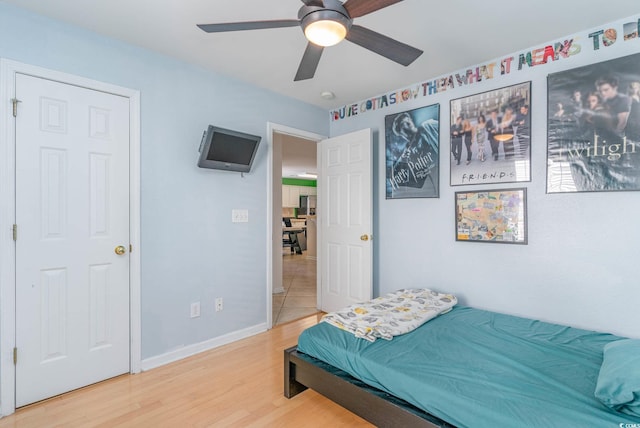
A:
[0,3,328,358]
[331,15,640,339]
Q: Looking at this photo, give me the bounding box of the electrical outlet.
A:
[190,302,201,318]
[215,297,223,312]
[231,209,249,223]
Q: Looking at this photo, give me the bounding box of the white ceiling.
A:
[6,0,639,109]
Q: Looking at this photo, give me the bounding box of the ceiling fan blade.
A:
[345,24,422,66]
[197,20,300,33]
[294,43,324,81]
[342,0,403,18]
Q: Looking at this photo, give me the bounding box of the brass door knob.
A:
[115,245,126,255]
[360,234,369,241]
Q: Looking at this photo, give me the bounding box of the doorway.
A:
[267,124,325,328]
[0,59,142,416]
[275,134,319,325]
[266,125,374,326]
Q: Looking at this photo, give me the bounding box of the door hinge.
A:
[13,347,17,365]
[12,224,17,241]
[11,98,21,117]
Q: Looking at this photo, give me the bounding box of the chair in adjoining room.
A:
[282,218,302,254]
[283,219,295,253]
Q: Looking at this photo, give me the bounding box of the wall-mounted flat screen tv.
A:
[197,125,261,173]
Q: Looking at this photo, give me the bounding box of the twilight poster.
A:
[385,104,440,199]
[547,52,640,193]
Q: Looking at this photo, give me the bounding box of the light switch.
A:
[232,209,249,223]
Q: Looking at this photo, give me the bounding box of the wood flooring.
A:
[0,314,372,427]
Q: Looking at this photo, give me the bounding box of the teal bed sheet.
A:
[297,306,640,428]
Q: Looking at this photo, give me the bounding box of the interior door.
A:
[318,128,373,312]
[14,73,131,406]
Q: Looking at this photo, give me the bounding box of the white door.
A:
[318,128,373,312]
[14,74,131,406]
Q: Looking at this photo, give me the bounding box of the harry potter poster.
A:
[385,104,440,199]
[547,53,640,192]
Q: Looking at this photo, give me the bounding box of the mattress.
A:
[297,306,640,428]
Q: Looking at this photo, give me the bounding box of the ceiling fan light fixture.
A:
[301,8,351,47]
[304,19,347,47]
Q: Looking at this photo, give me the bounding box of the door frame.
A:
[0,59,142,416]
[265,123,326,329]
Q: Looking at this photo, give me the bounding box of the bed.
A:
[284,300,640,428]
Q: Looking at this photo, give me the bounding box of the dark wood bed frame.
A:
[284,346,455,428]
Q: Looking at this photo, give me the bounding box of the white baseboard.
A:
[273,287,285,294]
[141,323,267,371]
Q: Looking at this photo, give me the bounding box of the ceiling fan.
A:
[197,0,423,81]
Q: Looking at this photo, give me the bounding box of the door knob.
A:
[115,245,126,255]
[360,234,369,241]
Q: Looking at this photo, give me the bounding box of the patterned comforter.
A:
[321,288,457,342]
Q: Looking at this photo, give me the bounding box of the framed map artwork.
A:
[455,188,527,244]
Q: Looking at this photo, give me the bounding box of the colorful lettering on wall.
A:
[451,63,499,88]
[329,17,640,121]
[589,29,618,49]
[516,39,581,70]
[623,20,639,41]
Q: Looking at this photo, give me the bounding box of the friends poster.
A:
[449,82,531,186]
[385,104,440,199]
[547,53,640,193]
